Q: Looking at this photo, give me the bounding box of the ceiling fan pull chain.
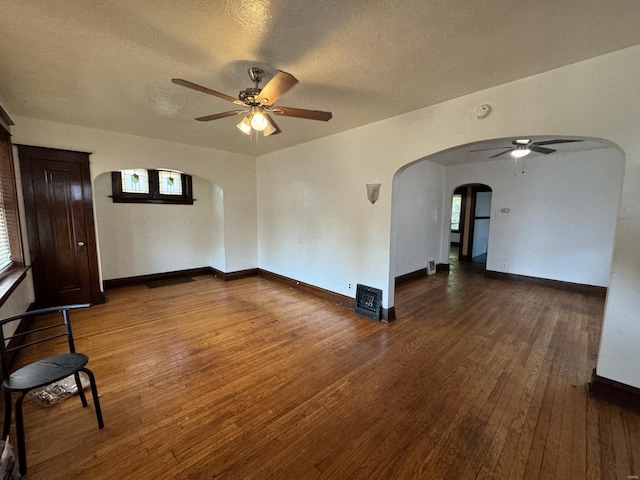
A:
[252,126,260,156]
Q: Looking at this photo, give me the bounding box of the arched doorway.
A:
[389,135,623,317]
[450,183,492,267]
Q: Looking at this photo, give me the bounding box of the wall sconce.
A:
[366,183,381,204]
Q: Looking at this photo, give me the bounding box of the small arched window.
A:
[111,169,193,204]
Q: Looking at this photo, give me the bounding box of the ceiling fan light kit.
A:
[250,108,268,131]
[236,116,252,135]
[172,67,332,137]
[510,147,531,158]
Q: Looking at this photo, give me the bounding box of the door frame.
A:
[453,184,492,263]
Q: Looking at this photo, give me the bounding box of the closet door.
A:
[18,145,104,307]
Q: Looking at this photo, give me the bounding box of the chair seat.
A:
[2,353,88,392]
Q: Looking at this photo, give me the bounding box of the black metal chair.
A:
[0,304,104,475]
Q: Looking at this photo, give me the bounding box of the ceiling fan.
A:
[172,67,332,137]
[470,138,583,159]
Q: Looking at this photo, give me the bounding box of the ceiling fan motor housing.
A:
[247,67,264,85]
[239,87,261,105]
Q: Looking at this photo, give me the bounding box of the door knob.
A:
[78,241,85,247]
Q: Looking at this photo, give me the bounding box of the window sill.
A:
[0,266,29,309]
[111,197,194,205]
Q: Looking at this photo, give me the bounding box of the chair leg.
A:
[74,372,88,407]
[2,388,11,439]
[81,368,104,429]
[15,392,28,476]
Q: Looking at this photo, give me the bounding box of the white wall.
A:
[94,173,216,280]
[11,117,258,278]
[257,45,640,388]
[472,221,490,258]
[391,161,446,278]
[441,148,623,287]
[257,137,398,302]
[472,191,492,258]
[0,271,35,340]
[209,183,226,270]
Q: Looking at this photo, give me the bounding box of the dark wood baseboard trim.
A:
[382,307,396,323]
[259,269,354,309]
[103,267,212,289]
[396,264,450,286]
[485,270,607,297]
[209,267,259,281]
[589,369,640,412]
[395,269,427,286]
[93,290,106,305]
[259,270,397,323]
[103,267,395,322]
[104,267,262,289]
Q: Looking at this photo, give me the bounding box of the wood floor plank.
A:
[1,263,638,479]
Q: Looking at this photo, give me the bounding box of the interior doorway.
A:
[450,184,492,267]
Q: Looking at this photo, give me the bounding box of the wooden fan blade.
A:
[195,110,245,122]
[490,150,512,159]
[273,106,332,121]
[172,78,239,103]
[257,71,298,105]
[530,146,555,155]
[263,114,281,136]
[533,139,583,146]
[470,146,510,152]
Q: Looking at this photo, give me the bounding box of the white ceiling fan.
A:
[470,138,584,158]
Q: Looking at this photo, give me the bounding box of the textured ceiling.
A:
[2,0,640,156]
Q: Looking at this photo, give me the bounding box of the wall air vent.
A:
[355,284,382,321]
[427,259,436,276]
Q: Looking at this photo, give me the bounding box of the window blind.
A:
[0,125,22,272]
[0,182,11,271]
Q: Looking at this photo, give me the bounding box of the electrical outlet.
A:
[348,283,352,289]
[501,262,507,269]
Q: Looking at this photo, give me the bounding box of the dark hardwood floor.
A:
[3,265,639,479]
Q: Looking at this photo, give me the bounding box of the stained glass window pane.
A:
[121,169,149,194]
[158,170,182,195]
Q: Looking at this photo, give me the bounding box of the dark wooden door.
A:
[18,145,104,307]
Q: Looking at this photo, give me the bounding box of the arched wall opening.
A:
[389,135,625,311]
[93,170,226,283]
